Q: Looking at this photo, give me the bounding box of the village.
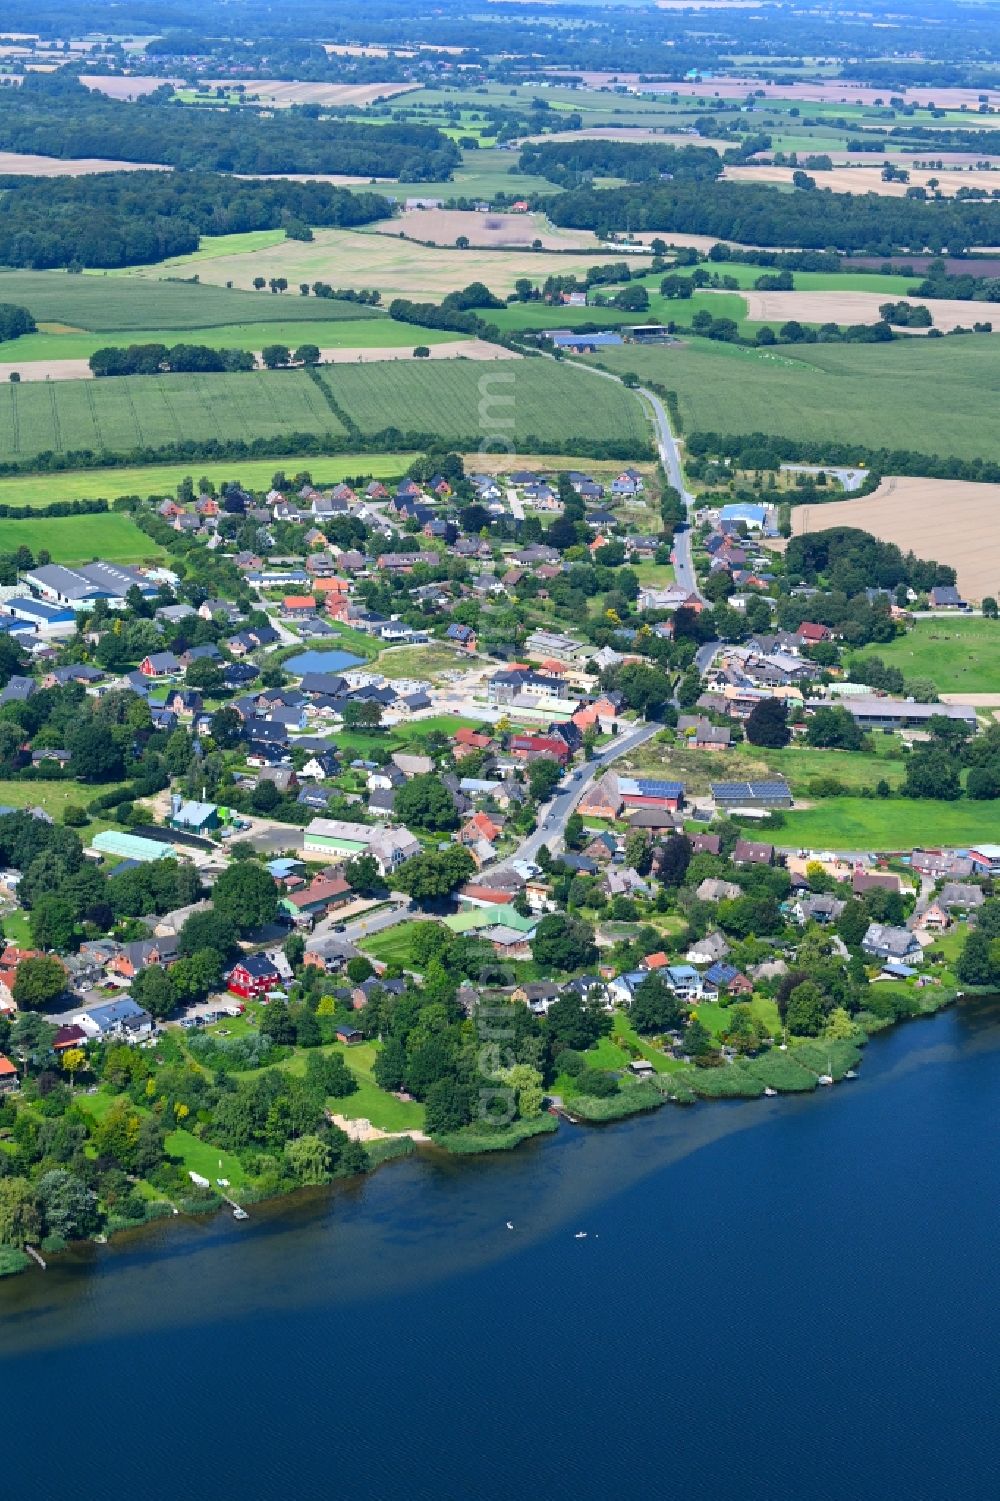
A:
[0,446,996,1255]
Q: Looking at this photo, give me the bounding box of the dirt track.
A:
[790,476,1000,600]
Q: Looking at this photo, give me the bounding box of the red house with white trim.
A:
[228,954,281,999]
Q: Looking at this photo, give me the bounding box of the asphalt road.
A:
[494,718,663,872]
[310,895,412,946]
[639,385,706,606]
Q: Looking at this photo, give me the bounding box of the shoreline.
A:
[0,989,965,1282]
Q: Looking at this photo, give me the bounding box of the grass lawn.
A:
[781,797,1000,850]
[360,920,427,968]
[863,618,1000,694]
[164,1127,247,1188]
[0,452,413,507]
[0,512,165,564]
[330,1041,427,1132]
[0,778,128,817]
[2,909,31,945]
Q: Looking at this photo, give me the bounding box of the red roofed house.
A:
[0,1055,19,1093]
[509,734,570,766]
[459,884,516,909]
[453,727,493,761]
[282,595,317,616]
[280,873,352,922]
[796,622,834,644]
[642,951,670,971]
[459,810,503,847]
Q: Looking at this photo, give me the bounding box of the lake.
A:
[282,648,365,675]
[2,999,999,1501]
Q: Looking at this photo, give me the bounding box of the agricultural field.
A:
[724,162,1000,199]
[0,511,164,563]
[0,369,346,463]
[790,477,1000,602]
[860,617,1000,693]
[0,149,166,175]
[0,266,384,331]
[781,798,1000,851]
[740,289,999,333]
[131,225,652,302]
[589,336,1000,465]
[381,207,600,251]
[322,357,651,449]
[0,452,413,506]
[1,318,463,365]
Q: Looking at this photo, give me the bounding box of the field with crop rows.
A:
[0,269,383,331]
[323,358,650,449]
[590,337,1000,463]
[0,370,345,461]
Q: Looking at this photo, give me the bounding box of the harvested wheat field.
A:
[725,162,1000,197]
[0,359,92,382]
[80,74,183,98]
[517,126,733,151]
[741,288,1000,331]
[791,476,1000,600]
[140,226,652,300]
[205,79,418,107]
[380,207,601,250]
[647,78,1000,109]
[318,339,515,364]
[0,150,168,176]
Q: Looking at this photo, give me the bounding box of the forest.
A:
[544,178,1000,255]
[0,74,460,180]
[0,172,385,270]
[519,139,724,189]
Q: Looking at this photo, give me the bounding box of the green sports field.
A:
[0,512,164,562]
[589,336,1000,463]
[0,369,346,462]
[860,618,1000,693]
[0,267,383,332]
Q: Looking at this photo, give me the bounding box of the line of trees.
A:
[89,344,257,377]
[543,178,1000,254]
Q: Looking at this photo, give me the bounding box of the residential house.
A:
[696,878,741,903]
[792,893,846,925]
[0,1055,19,1092]
[509,734,570,766]
[139,650,181,678]
[72,998,155,1043]
[617,776,685,813]
[280,873,352,923]
[733,840,775,867]
[852,867,901,896]
[939,882,985,912]
[686,931,729,964]
[862,923,923,963]
[228,954,282,998]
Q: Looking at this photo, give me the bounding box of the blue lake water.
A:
[2,999,998,1501]
[282,648,365,675]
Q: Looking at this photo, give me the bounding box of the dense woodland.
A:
[0,172,385,269]
[544,178,1000,255]
[519,140,724,189]
[0,75,458,180]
